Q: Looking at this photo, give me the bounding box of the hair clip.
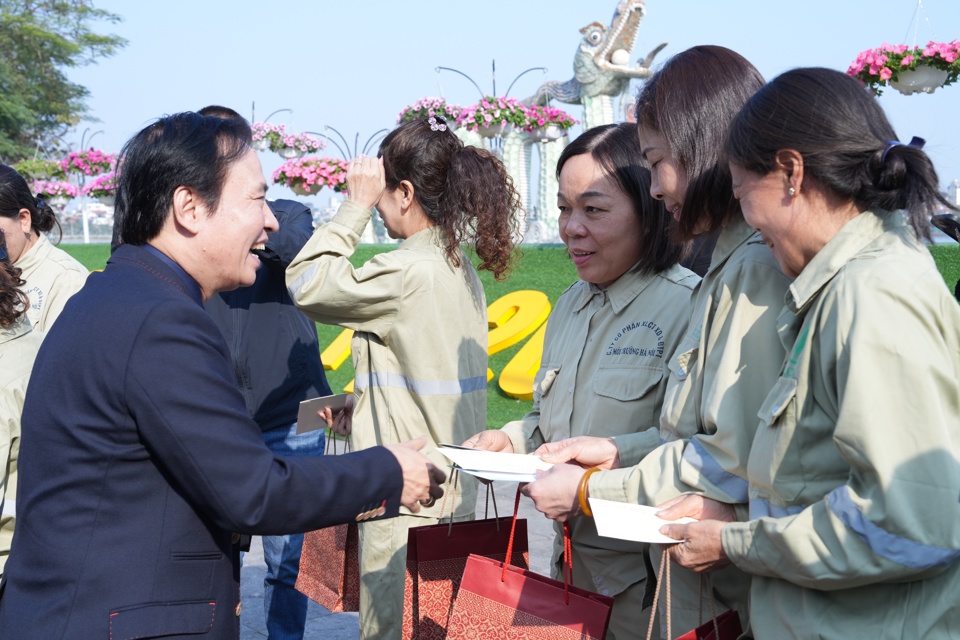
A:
[428,116,447,132]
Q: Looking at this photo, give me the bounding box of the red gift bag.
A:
[295,522,359,612]
[446,515,614,639]
[295,435,360,612]
[646,552,742,640]
[403,482,529,639]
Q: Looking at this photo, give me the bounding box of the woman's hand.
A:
[656,494,736,572]
[658,519,731,573]
[345,156,385,210]
[535,436,621,470]
[520,463,586,522]
[461,429,515,453]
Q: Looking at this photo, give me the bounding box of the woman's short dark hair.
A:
[726,67,955,239]
[0,230,29,327]
[116,111,252,246]
[0,164,62,242]
[379,117,520,280]
[635,45,764,240]
[557,123,683,275]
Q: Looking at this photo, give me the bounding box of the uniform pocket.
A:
[109,600,216,639]
[667,334,699,381]
[757,376,798,428]
[590,365,666,437]
[593,364,664,401]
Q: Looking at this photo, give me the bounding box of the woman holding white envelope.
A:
[463,122,698,639]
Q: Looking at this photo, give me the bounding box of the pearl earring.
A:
[788,187,796,197]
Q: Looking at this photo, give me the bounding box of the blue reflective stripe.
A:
[827,486,960,570]
[355,371,487,395]
[682,438,749,502]
[749,497,806,520]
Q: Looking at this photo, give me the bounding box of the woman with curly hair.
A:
[0,229,43,576]
[0,165,87,333]
[286,116,519,639]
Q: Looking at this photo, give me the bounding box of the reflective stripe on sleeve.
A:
[682,438,749,502]
[355,371,487,395]
[827,486,960,569]
[749,497,806,520]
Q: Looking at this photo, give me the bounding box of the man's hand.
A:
[535,436,620,470]
[320,395,354,436]
[385,436,446,513]
[520,463,586,522]
[345,156,385,210]
[461,429,514,453]
[655,494,736,523]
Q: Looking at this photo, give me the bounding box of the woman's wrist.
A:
[577,467,601,517]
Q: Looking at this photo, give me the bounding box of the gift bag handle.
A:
[498,487,574,606]
[644,551,723,640]
[325,432,351,456]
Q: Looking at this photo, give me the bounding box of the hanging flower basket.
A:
[521,105,577,142]
[31,179,79,200]
[15,158,66,181]
[457,96,529,137]
[273,156,349,195]
[397,97,463,127]
[81,172,116,201]
[847,40,960,96]
[60,148,116,176]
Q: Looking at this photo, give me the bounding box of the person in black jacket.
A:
[0,110,444,639]
[205,197,331,639]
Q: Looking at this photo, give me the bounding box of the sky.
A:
[67,0,960,207]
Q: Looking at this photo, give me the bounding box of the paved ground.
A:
[239,481,556,639]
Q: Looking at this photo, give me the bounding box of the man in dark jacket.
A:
[205,198,331,639]
[0,111,443,639]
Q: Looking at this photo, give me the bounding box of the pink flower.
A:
[879,67,893,80]
[901,55,914,66]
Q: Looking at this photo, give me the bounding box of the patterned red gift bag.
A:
[402,482,529,639]
[294,435,360,612]
[446,520,614,640]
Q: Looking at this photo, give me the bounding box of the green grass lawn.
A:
[63,241,960,429]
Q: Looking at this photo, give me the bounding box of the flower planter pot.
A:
[524,125,567,143]
[252,138,270,152]
[891,66,949,95]
[277,146,302,159]
[290,182,322,196]
[476,122,508,138]
[98,195,116,207]
[48,196,68,208]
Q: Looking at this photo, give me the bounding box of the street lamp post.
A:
[78,128,104,244]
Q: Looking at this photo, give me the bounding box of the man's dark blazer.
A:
[0,243,402,638]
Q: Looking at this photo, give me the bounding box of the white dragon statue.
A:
[527,0,667,129]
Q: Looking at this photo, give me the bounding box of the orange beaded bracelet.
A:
[577,468,601,517]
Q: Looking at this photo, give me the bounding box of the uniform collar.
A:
[398,225,443,252]
[14,232,52,272]
[705,214,761,277]
[573,262,659,313]
[786,210,901,314]
[0,313,32,344]
[142,244,204,304]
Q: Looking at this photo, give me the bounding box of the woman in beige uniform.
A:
[286,116,520,639]
[523,46,791,637]
[463,123,699,638]
[661,66,960,640]
[0,230,43,576]
[0,165,87,333]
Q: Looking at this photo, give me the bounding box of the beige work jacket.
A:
[500,263,698,596]
[17,234,88,334]
[286,201,484,518]
[0,314,42,574]
[723,210,960,639]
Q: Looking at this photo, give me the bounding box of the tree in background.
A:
[0,1,126,162]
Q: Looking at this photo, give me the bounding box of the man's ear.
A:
[775,149,804,197]
[171,186,203,235]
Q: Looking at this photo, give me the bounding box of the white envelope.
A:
[589,498,696,544]
[436,446,553,483]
